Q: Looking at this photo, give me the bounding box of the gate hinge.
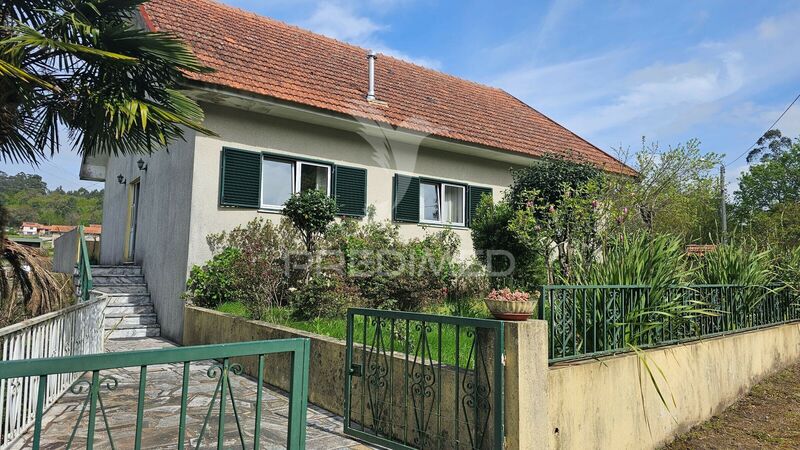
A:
[349,363,363,377]
[501,353,506,366]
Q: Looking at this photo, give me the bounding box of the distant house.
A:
[20,222,43,236]
[78,0,634,341]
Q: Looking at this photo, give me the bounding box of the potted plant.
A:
[484,288,539,321]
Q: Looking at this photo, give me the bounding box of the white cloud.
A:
[300,2,441,69]
[487,8,800,151]
[302,2,385,43]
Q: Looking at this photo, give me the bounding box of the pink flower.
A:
[526,200,534,209]
[548,205,556,214]
[487,288,531,302]
[623,207,629,215]
[591,200,598,209]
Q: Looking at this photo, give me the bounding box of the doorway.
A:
[124,179,140,262]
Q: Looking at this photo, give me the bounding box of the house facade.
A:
[80,0,633,342]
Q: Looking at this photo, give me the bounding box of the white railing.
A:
[0,293,106,448]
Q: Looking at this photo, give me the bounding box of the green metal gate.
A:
[0,339,310,449]
[343,308,504,450]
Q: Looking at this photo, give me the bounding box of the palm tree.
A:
[1,0,215,323]
[1,0,215,164]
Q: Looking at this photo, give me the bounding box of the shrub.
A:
[283,189,337,253]
[290,274,362,320]
[184,247,243,309]
[324,216,461,311]
[204,218,301,319]
[470,195,545,289]
[505,155,600,210]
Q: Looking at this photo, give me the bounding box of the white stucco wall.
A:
[99,131,196,341]
[186,102,521,269]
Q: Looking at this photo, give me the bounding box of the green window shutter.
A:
[334,165,367,217]
[468,186,493,226]
[219,148,261,208]
[392,174,420,223]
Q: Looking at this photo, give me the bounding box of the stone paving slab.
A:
[10,337,375,450]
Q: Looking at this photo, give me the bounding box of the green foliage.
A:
[570,232,693,288]
[605,139,722,243]
[505,155,600,210]
[746,129,794,163]
[470,196,542,288]
[734,144,800,215]
[290,274,361,320]
[204,218,301,319]
[184,248,243,309]
[1,0,214,164]
[693,243,773,286]
[0,171,103,227]
[283,189,337,252]
[325,216,464,311]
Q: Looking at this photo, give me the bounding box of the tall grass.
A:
[693,242,774,286]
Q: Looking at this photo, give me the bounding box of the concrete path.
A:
[11,337,373,449]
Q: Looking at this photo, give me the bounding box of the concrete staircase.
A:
[89,265,161,339]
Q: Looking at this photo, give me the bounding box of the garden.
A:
[184,135,800,361]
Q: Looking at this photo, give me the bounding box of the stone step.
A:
[93,284,149,294]
[106,325,161,339]
[104,314,158,327]
[105,304,155,315]
[90,275,146,285]
[105,294,152,306]
[86,265,143,277]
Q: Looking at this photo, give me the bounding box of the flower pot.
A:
[484,298,537,321]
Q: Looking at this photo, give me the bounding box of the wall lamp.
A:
[137,158,148,172]
[117,174,126,185]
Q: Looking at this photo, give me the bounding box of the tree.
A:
[283,189,337,253]
[734,143,800,213]
[733,141,800,248]
[746,129,794,163]
[1,0,215,164]
[606,138,722,243]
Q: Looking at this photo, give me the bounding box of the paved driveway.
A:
[10,337,373,449]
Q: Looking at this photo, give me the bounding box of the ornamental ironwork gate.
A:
[343,308,504,450]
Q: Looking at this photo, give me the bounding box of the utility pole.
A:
[720,165,727,245]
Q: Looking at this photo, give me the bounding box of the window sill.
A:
[416,222,469,231]
[257,208,283,214]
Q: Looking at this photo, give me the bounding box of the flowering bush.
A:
[487,288,531,302]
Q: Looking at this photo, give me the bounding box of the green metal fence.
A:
[539,284,800,362]
[77,225,93,302]
[344,308,504,450]
[0,339,310,449]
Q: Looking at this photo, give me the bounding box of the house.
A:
[79,0,634,341]
[20,222,43,236]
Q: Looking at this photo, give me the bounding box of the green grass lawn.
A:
[216,301,493,367]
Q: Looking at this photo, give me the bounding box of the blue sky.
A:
[2,0,799,191]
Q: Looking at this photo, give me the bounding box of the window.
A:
[420,181,465,225]
[261,158,293,208]
[260,157,331,209]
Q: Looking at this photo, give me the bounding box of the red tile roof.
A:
[140,0,635,176]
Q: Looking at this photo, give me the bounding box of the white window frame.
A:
[260,156,332,210]
[295,161,332,197]
[419,181,466,227]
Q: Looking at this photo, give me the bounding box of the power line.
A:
[726,93,800,167]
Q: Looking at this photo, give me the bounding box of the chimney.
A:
[366,50,377,101]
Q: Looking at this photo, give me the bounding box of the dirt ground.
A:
[664,364,800,449]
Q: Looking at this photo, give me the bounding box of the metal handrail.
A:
[77,225,93,302]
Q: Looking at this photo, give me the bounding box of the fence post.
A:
[502,320,549,450]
